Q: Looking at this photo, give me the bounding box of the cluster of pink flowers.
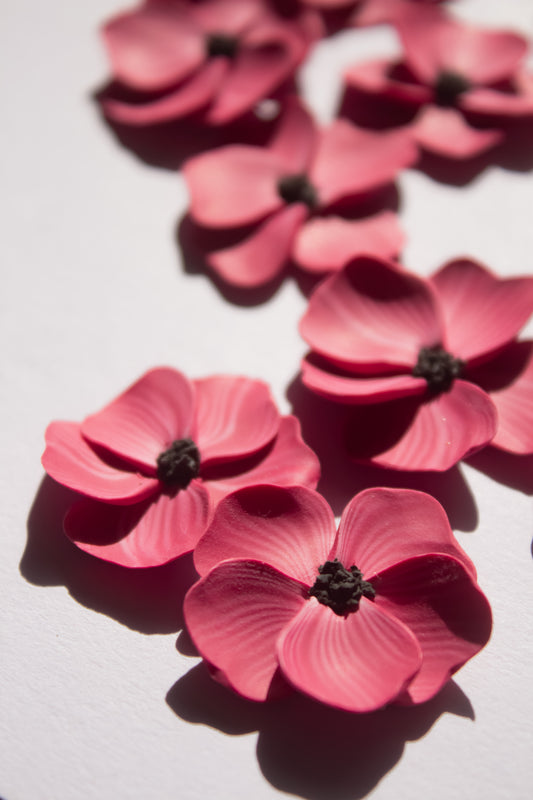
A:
[40,0,533,718]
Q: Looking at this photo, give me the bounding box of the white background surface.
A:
[1,1,533,798]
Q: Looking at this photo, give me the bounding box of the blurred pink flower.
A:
[42,368,319,567]
[343,6,533,159]
[185,484,492,711]
[183,99,415,287]
[99,0,321,126]
[300,256,533,471]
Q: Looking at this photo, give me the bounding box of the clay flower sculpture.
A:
[41,368,319,567]
[300,256,533,471]
[342,6,533,159]
[183,99,415,288]
[99,0,321,127]
[184,484,492,711]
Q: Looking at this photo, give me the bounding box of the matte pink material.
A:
[462,84,533,118]
[432,259,533,364]
[208,205,308,288]
[184,560,307,701]
[413,106,503,159]
[375,555,492,704]
[193,376,279,464]
[194,484,335,583]
[310,122,417,206]
[470,341,533,455]
[42,421,159,503]
[360,381,498,471]
[354,0,450,27]
[183,146,283,228]
[269,99,317,174]
[292,212,404,274]
[344,58,431,105]
[201,415,320,505]
[334,488,476,581]
[278,598,422,713]
[300,257,442,370]
[301,358,426,404]
[81,368,195,473]
[64,481,210,568]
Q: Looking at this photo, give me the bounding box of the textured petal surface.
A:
[413,106,503,159]
[301,358,426,403]
[375,555,492,704]
[432,259,533,363]
[103,3,204,91]
[42,421,158,503]
[278,598,421,713]
[101,59,227,126]
[300,257,442,371]
[398,9,528,86]
[183,146,283,228]
[64,481,210,567]
[194,484,335,583]
[293,212,404,274]
[81,368,195,473]
[202,415,320,505]
[310,121,416,206]
[206,23,304,125]
[334,487,476,581]
[184,560,307,701]
[349,380,498,471]
[469,341,533,455]
[193,375,279,464]
[208,204,307,288]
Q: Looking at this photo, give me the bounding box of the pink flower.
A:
[99,0,321,127]
[42,368,319,568]
[183,99,415,288]
[300,256,533,471]
[184,484,492,711]
[343,6,533,159]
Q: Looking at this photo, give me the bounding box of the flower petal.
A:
[299,257,442,371]
[42,421,158,503]
[278,598,422,713]
[343,58,431,106]
[183,145,283,228]
[202,415,320,505]
[208,204,307,288]
[431,259,533,363]
[469,341,533,455]
[193,375,279,464]
[374,555,492,705]
[81,368,196,474]
[293,212,405,274]
[194,484,335,584]
[188,0,262,34]
[413,106,503,160]
[462,81,533,118]
[301,357,426,403]
[103,2,204,91]
[310,121,416,206]
[101,59,227,126]
[347,380,498,471]
[205,23,304,125]
[398,8,528,86]
[184,560,307,702]
[268,98,317,174]
[334,487,476,581]
[65,481,210,568]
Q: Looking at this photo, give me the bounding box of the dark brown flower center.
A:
[412,345,465,392]
[277,173,318,209]
[156,438,200,489]
[206,32,239,59]
[434,70,471,107]
[309,559,376,616]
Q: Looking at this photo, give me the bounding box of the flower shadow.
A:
[21,476,197,634]
[167,661,474,800]
[465,448,533,496]
[287,375,478,532]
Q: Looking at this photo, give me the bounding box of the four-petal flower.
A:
[300,256,533,470]
[42,368,320,567]
[184,484,492,711]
